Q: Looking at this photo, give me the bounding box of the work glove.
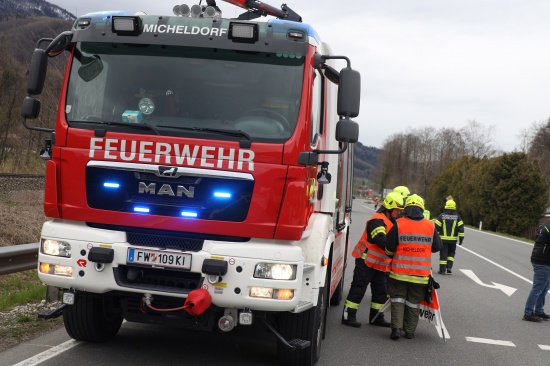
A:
[459,238,464,245]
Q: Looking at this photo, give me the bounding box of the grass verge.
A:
[0,270,64,353]
[0,270,46,311]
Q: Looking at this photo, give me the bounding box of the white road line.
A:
[458,246,533,284]
[464,227,532,246]
[466,337,516,347]
[12,339,80,366]
[539,345,550,351]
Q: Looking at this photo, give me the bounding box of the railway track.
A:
[0,173,45,191]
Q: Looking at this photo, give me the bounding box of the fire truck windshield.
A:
[66,42,304,143]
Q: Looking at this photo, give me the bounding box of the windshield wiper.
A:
[157,125,253,148]
[73,120,161,135]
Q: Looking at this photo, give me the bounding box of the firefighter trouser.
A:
[439,240,457,271]
[388,278,426,333]
[344,257,387,313]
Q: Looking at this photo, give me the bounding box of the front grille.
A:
[114,265,203,294]
[86,166,254,221]
[127,231,204,251]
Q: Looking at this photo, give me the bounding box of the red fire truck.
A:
[22,1,360,365]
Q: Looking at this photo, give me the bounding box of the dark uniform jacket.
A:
[435,209,464,243]
[532,221,550,266]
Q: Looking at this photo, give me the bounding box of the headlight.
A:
[41,239,71,257]
[254,263,296,280]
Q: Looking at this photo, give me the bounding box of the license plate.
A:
[127,248,191,270]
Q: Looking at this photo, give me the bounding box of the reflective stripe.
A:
[370,226,386,238]
[365,213,393,272]
[441,235,458,240]
[389,271,430,284]
[393,254,430,261]
[352,231,368,259]
[391,262,432,271]
[447,256,454,261]
[439,260,447,265]
[391,297,405,304]
[405,300,419,309]
[370,302,385,310]
[361,253,367,260]
[345,299,359,310]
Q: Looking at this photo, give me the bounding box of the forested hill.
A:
[0,0,75,21]
[353,142,380,181]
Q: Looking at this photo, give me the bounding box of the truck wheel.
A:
[276,278,328,366]
[329,273,344,306]
[63,292,123,342]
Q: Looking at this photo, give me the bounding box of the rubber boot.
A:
[438,265,446,275]
[342,307,362,328]
[369,308,390,327]
[390,327,400,340]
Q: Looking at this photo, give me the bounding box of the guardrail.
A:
[0,243,39,275]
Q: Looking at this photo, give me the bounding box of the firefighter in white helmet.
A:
[342,192,404,328]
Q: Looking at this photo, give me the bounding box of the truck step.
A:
[288,339,311,350]
[38,303,68,319]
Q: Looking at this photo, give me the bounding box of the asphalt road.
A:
[2,200,549,366]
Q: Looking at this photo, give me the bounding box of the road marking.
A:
[458,246,533,284]
[464,227,532,246]
[539,345,550,351]
[460,269,517,296]
[12,339,80,366]
[466,337,515,347]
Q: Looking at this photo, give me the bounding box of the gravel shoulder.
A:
[0,301,64,353]
[0,178,64,353]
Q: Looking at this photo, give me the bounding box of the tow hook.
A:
[260,318,311,351]
[38,303,68,319]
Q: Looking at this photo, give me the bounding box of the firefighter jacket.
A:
[531,221,550,266]
[434,209,464,242]
[352,212,393,272]
[385,206,442,285]
[365,213,394,272]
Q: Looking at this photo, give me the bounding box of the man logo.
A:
[138,182,195,198]
[159,166,178,177]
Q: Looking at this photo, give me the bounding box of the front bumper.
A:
[38,220,311,312]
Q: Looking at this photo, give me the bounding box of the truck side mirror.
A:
[21,97,41,119]
[27,48,48,95]
[335,118,359,143]
[337,67,360,118]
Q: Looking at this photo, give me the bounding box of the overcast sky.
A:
[49,0,550,152]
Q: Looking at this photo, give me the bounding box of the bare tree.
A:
[460,120,497,158]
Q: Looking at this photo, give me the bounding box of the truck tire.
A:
[276,278,328,366]
[63,292,123,342]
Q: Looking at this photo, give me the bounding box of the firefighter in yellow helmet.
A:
[342,192,404,328]
[384,194,441,340]
[393,186,410,198]
[434,199,464,274]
